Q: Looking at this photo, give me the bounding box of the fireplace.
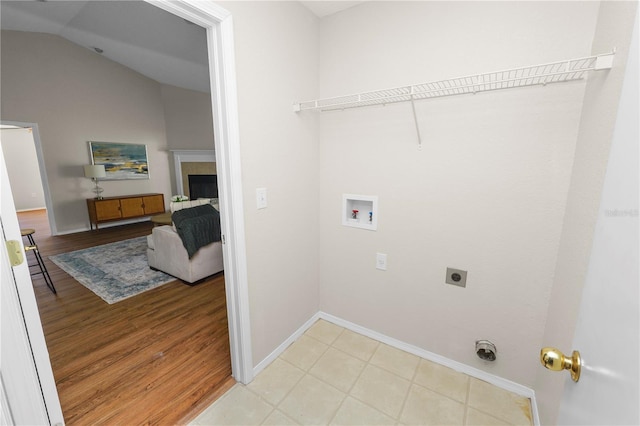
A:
[188,174,218,200]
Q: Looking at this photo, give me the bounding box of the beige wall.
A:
[218,1,320,366]
[0,128,46,211]
[316,1,600,387]
[1,31,171,233]
[534,2,638,423]
[1,31,217,233]
[160,84,216,195]
[1,5,322,370]
[3,5,633,408]
[160,83,214,151]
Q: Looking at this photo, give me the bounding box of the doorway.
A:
[0,122,57,235]
[0,0,251,422]
[17,209,235,424]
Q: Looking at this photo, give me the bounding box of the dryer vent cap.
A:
[476,340,497,361]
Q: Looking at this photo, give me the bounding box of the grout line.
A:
[462,376,471,425]
[315,325,473,423]
[269,359,307,409]
[326,326,399,422]
[275,410,299,425]
[300,335,331,373]
[343,353,403,421]
[325,391,348,425]
[319,312,535,400]
[242,317,534,426]
[338,330,370,396]
[395,380,412,423]
[266,324,338,424]
[394,356,424,423]
[238,383,277,423]
[410,362,470,406]
[258,405,276,426]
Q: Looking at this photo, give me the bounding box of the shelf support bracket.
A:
[409,96,423,150]
[595,50,615,70]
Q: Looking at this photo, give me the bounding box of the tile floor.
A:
[191,320,533,425]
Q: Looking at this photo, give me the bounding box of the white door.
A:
[556,9,639,425]
[0,143,64,424]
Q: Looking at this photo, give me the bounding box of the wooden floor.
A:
[18,210,235,425]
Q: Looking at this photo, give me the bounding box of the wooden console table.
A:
[87,193,165,230]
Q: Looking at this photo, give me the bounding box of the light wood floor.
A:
[18,210,235,425]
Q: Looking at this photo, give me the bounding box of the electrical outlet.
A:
[376,253,387,271]
[446,267,467,287]
[256,188,267,209]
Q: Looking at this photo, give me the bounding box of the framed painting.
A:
[89,141,149,180]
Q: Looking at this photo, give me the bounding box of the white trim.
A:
[209,8,254,385]
[253,313,321,376]
[147,0,253,384]
[170,149,215,195]
[252,311,539,425]
[15,207,47,213]
[0,1,252,421]
[530,393,540,426]
[0,121,57,236]
[320,313,540,424]
[56,217,152,235]
[319,312,535,398]
[0,374,14,425]
[1,141,64,425]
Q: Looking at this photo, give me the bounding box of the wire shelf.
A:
[294,52,614,113]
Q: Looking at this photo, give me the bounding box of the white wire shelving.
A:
[293,52,615,113]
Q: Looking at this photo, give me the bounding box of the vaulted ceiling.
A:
[1,1,211,92]
[1,1,367,94]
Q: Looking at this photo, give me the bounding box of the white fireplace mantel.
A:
[171,149,215,195]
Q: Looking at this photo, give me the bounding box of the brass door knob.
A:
[540,347,581,382]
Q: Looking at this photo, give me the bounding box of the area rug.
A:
[49,236,175,304]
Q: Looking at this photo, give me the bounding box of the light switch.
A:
[376,253,387,271]
[256,188,267,209]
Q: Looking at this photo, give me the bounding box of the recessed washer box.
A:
[343,194,378,231]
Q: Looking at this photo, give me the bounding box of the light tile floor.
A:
[191,320,533,425]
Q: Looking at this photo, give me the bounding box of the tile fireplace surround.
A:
[171,150,216,198]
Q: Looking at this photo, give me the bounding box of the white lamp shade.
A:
[84,164,106,178]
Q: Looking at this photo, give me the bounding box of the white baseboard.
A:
[252,312,321,376]
[253,311,539,426]
[54,217,151,235]
[319,313,534,396]
[15,207,46,212]
[530,393,540,426]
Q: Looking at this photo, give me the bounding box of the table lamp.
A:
[84,165,106,199]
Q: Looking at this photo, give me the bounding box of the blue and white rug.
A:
[49,236,175,304]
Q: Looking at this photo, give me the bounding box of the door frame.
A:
[1,143,63,424]
[0,122,57,235]
[2,1,252,423]
[145,0,253,384]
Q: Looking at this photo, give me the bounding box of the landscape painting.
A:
[89,142,149,180]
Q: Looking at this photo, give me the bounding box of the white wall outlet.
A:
[376,253,387,271]
[256,188,267,209]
